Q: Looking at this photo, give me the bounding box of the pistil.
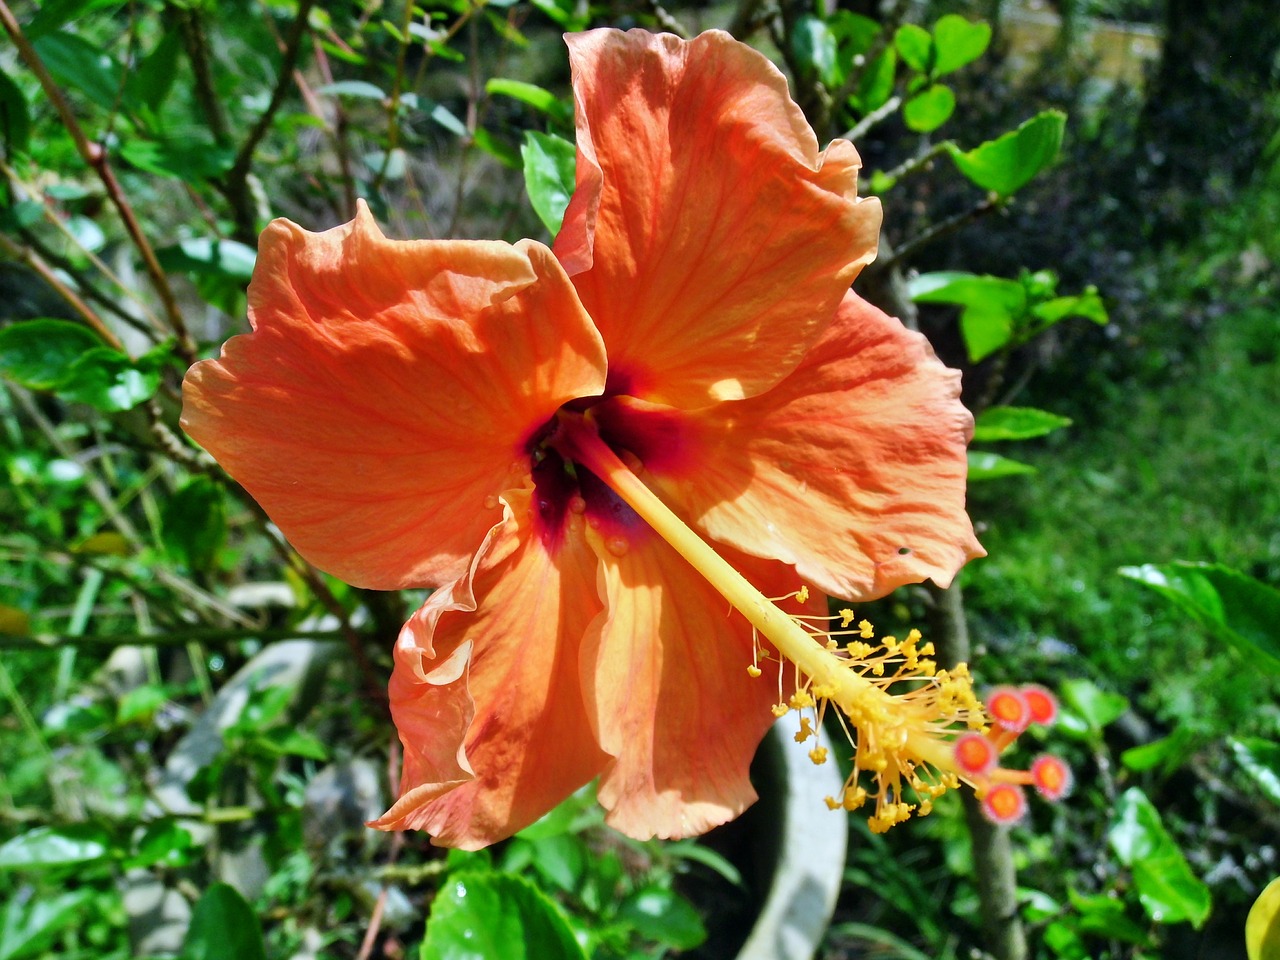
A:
[554,410,1065,831]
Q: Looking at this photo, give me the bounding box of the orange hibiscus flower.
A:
[182,29,1048,850]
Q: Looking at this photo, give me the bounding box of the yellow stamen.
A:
[555,414,1044,833]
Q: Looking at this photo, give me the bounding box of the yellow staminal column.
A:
[555,411,988,831]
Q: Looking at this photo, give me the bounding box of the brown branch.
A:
[221,0,316,242]
[0,0,195,365]
[0,233,123,349]
[868,194,1000,276]
[646,0,691,39]
[177,5,231,147]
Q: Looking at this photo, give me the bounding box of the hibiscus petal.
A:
[370,488,608,848]
[582,525,805,840]
[597,291,984,601]
[554,28,881,407]
[182,203,606,589]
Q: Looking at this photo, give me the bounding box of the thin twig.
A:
[842,94,903,143]
[221,0,316,242]
[647,0,691,38]
[0,232,123,348]
[176,5,230,147]
[869,194,999,275]
[0,0,194,364]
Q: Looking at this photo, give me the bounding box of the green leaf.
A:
[183,884,266,960]
[947,110,1066,197]
[125,29,182,112]
[1247,876,1280,960]
[903,84,955,132]
[116,684,168,725]
[1231,738,1280,806]
[59,345,163,412]
[526,834,585,892]
[1120,729,1195,775]
[315,80,387,100]
[161,476,227,572]
[0,320,103,390]
[254,728,329,761]
[0,825,112,871]
[1031,287,1109,327]
[909,271,1028,361]
[119,138,235,183]
[894,23,933,73]
[0,889,96,960]
[973,406,1073,442]
[529,0,589,31]
[793,15,843,88]
[128,821,195,870]
[849,47,897,115]
[26,0,121,40]
[828,11,881,58]
[157,237,257,281]
[1060,678,1128,734]
[967,450,1036,481]
[1118,562,1280,672]
[521,131,577,236]
[1067,888,1152,945]
[429,102,468,137]
[932,15,992,76]
[0,70,31,154]
[618,886,707,951]
[472,127,521,170]
[421,872,587,960]
[31,33,125,113]
[485,79,572,126]
[1108,788,1211,928]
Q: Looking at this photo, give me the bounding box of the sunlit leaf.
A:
[1032,287,1109,327]
[1060,678,1128,734]
[932,15,992,76]
[967,451,1036,481]
[315,80,386,100]
[1118,562,1280,672]
[521,130,576,236]
[903,84,955,132]
[0,825,112,870]
[1247,877,1280,960]
[0,889,96,960]
[947,110,1066,196]
[485,79,572,125]
[1109,788,1211,928]
[849,47,897,115]
[793,15,843,88]
[421,872,587,960]
[0,319,102,390]
[1231,738,1280,806]
[973,406,1073,442]
[894,23,933,73]
[618,887,707,951]
[908,271,1027,361]
[59,345,164,412]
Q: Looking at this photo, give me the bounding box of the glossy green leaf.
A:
[0,70,31,154]
[59,346,162,412]
[26,0,121,40]
[910,271,1027,361]
[1231,738,1280,806]
[793,15,843,87]
[157,237,257,281]
[429,103,468,137]
[527,834,585,893]
[849,47,897,115]
[973,406,1073,442]
[1109,788,1210,928]
[31,33,125,113]
[1120,728,1195,775]
[894,23,933,73]
[529,0,589,31]
[128,821,195,870]
[183,884,266,960]
[485,79,572,125]
[1247,877,1280,960]
[315,80,386,100]
[618,886,707,951]
[1118,562,1280,672]
[932,15,992,76]
[125,29,182,112]
[1060,678,1128,733]
[903,84,955,132]
[829,11,881,58]
[0,825,112,870]
[521,131,577,236]
[0,889,96,960]
[1032,287,1109,326]
[420,872,587,960]
[967,451,1036,481]
[162,476,227,572]
[0,320,103,390]
[947,110,1066,196]
[119,138,235,183]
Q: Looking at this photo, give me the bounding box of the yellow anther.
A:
[746,664,762,678]
[839,608,856,628]
[843,786,867,810]
[795,585,810,604]
[809,746,829,765]
[883,635,899,651]
[859,619,874,639]
[824,795,842,810]
[907,629,922,644]
[771,703,789,718]
[917,799,934,816]
[812,683,836,700]
[794,717,814,742]
[789,690,815,710]
[825,638,839,651]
